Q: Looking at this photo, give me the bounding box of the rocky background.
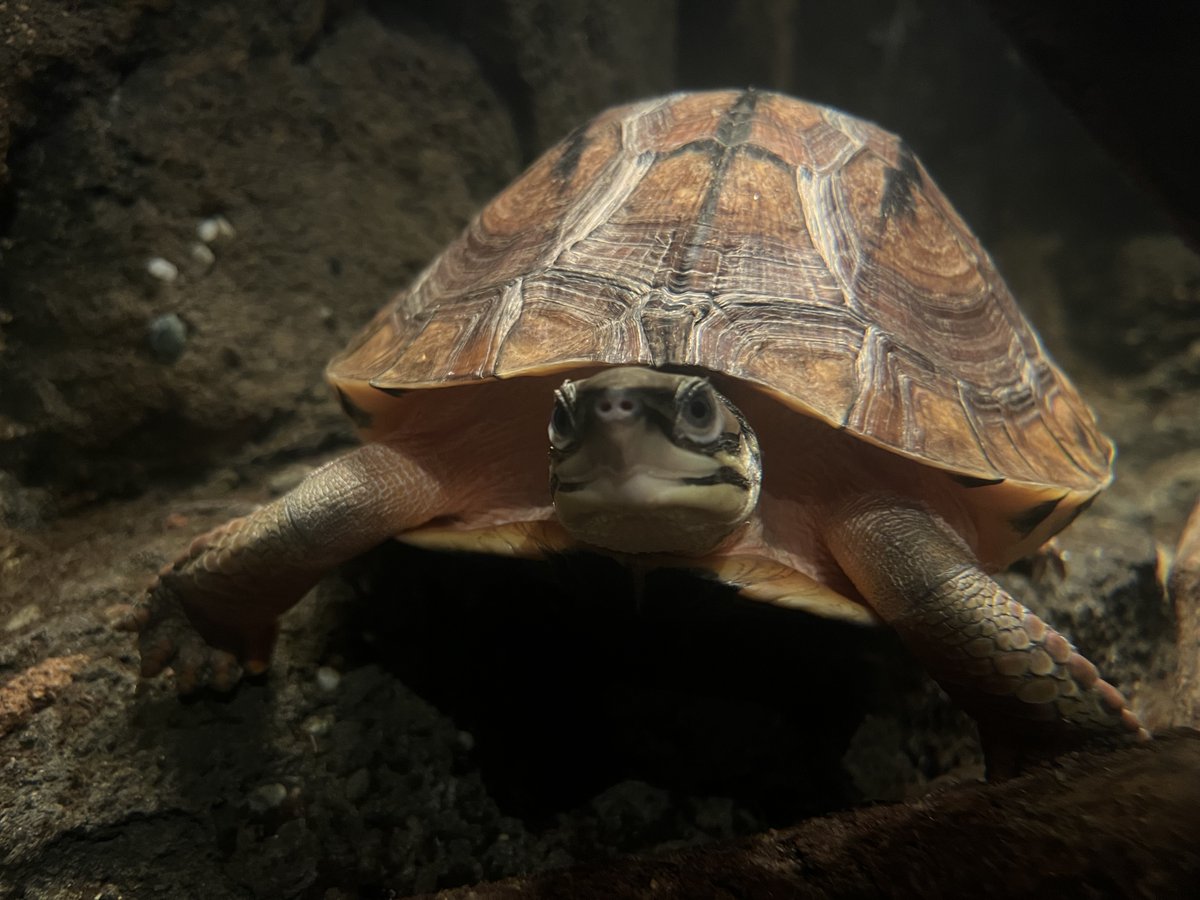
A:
[1,1,1197,897]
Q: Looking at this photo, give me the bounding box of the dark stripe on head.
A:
[676,431,742,456]
[681,466,751,489]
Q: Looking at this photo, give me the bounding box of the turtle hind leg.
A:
[121,443,449,693]
[824,494,1147,777]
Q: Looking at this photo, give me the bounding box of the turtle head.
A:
[547,367,762,555]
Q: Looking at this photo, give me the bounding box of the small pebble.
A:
[145,257,179,282]
[316,666,341,692]
[189,241,216,269]
[247,782,288,813]
[197,215,235,243]
[302,712,335,737]
[147,313,188,363]
[5,604,41,632]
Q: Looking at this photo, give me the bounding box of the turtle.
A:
[126,88,1146,765]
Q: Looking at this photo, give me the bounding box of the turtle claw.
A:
[124,578,249,694]
[121,506,305,693]
[172,638,243,695]
[978,706,1148,780]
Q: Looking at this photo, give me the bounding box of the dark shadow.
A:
[330,540,935,828]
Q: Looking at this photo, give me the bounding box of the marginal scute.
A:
[328,88,1113,555]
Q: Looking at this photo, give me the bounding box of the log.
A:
[429,731,1200,899]
[1170,498,1200,727]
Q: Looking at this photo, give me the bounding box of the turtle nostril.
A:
[595,391,640,421]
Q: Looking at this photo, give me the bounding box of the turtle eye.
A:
[548,390,577,450]
[676,382,723,444]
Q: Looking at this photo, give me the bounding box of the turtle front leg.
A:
[825,495,1147,775]
[123,443,448,693]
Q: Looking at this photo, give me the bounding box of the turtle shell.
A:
[329,89,1112,557]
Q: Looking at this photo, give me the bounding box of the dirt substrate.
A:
[2,2,1199,897]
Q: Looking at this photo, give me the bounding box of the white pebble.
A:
[5,604,41,632]
[146,257,178,282]
[197,215,235,243]
[189,242,216,268]
[315,666,341,692]
[196,219,219,242]
[247,782,287,812]
[302,712,335,737]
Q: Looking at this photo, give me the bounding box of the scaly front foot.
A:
[827,495,1147,777]
[123,445,454,693]
[122,517,286,692]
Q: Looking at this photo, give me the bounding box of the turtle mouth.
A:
[547,367,761,556]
